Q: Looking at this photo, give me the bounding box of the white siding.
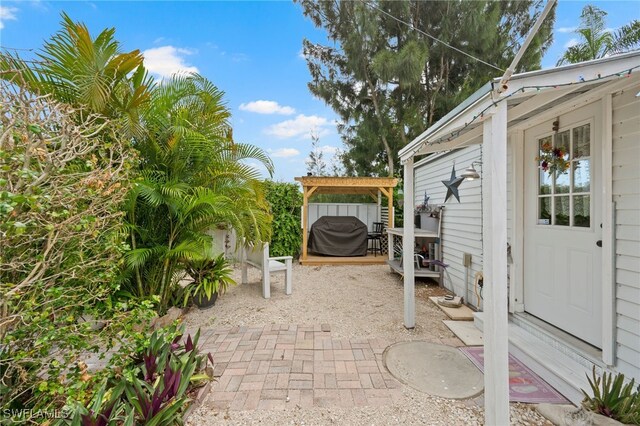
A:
[612,86,640,380]
[307,203,378,231]
[414,146,484,307]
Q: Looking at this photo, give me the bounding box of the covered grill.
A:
[307,216,368,257]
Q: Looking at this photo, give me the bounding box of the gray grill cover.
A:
[308,216,368,257]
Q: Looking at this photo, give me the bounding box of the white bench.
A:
[241,241,292,299]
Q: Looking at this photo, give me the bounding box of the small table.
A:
[385,227,441,280]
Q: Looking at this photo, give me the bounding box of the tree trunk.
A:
[129,208,144,297]
[365,72,394,177]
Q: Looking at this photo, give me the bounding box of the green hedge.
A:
[265,181,302,258]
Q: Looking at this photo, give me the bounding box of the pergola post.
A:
[387,187,394,228]
[402,158,415,329]
[302,187,309,261]
[482,101,509,425]
[301,186,318,262]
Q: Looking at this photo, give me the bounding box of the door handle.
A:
[596,240,602,247]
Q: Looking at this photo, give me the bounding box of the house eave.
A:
[399,51,640,162]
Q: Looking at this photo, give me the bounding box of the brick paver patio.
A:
[194,324,403,411]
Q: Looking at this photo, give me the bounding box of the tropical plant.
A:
[123,74,273,311]
[264,181,303,258]
[0,12,153,137]
[557,5,640,65]
[181,254,236,307]
[582,366,640,424]
[63,325,212,426]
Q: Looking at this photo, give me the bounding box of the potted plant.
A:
[182,254,236,309]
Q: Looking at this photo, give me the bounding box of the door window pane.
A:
[555,171,570,194]
[573,159,591,193]
[555,196,570,226]
[539,197,551,224]
[573,124,590,158]
[539,169,552,194]
[555,130,570,160]
[574,195,590,227]
[539,136,552,153]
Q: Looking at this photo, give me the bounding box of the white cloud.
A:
[142,45,199,79]
[319,145,338,155]
[298,48,306,60]
[0,6,18,29]
[564,38,579,49]
[268,148,300,158]
[244,160,267,175]
[240,100,295,115]
[232,53,249,62]
[556,26,576,33]
[29,1,48,12]
[265,114,330,139]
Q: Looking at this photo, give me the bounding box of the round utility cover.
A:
[384,341,483,399]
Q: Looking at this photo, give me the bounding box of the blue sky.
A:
[1,1,637,182]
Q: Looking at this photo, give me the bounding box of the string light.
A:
[405,64,640,158]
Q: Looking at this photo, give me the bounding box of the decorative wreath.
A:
[536,142,570,176]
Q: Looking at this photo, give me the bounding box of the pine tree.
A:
[305,131,327,176]
[297,0,555,176]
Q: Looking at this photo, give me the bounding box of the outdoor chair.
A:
[241,240,292,299]
[367,222,384,256]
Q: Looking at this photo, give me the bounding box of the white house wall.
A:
[414,145,484,307]
[612,86,640,379]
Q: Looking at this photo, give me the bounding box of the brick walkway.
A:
[195,324,403,411]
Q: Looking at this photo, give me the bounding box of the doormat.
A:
[459,346,569,404]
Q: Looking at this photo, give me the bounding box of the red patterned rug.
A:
[459,346,569,404]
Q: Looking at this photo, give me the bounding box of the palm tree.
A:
[557,5,640,65]
[0,13,153,137]
[124,74,274,310]
[2,15,275,311]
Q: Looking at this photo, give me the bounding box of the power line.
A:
[360,0,505,73]
[0,46,34,52]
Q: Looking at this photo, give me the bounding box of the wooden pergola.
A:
[294,176,398,262]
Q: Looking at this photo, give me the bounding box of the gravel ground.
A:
[183,263,553,426]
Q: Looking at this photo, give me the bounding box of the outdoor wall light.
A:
[461,161,482,180]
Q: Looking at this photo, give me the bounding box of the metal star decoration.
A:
[441,165,464,202]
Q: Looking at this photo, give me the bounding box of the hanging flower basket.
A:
[536,142,570,177]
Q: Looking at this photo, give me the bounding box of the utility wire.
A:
[0,46,34,52]
[360,0,505,72]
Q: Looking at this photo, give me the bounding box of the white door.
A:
[523,103,602,348]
